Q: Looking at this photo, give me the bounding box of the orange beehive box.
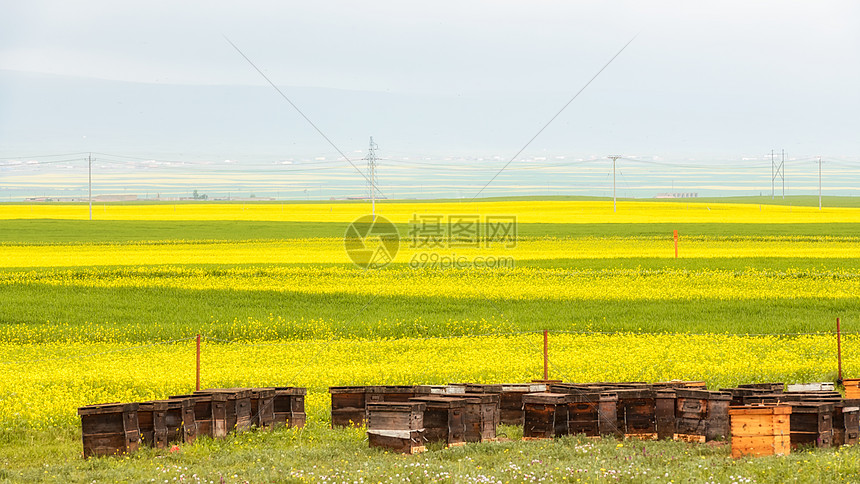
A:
[729,404,791,458]
[843,379,860,400]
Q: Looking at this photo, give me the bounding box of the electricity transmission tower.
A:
[607,155,621,212]
[818,156,822,210]
[88,153,93,221]
[365,137,379,220]
[771,149,785,199]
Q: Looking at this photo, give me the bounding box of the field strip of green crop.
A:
[3,220,860,243]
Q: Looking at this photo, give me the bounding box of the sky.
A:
[1,1,859,199]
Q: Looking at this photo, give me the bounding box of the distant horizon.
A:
[3,1,858,201]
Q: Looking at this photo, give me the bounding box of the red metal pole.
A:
[837,318,843,385]
[543,329,549,381]
[196,334,201,391]
[673,230,679,259]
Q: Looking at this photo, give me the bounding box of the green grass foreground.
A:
[3,423,860,484]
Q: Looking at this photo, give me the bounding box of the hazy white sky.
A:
[3,0,858,94]
[1,0,859,199]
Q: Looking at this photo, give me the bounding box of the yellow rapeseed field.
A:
[3,265,860,301]
[0,333,851,429]
[3,200,860,223]
[3,236,860,267]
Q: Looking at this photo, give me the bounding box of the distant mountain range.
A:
[3,68,856,161]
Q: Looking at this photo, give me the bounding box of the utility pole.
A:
[781,149,785,199]
[608,155,621,212]
[366,137,379,220]
[819,156,822,211]
[88,153,93,221]
[771,149,784,200]
[771,150,775,199]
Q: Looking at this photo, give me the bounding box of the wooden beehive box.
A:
[673,389,732,442]
[550,387,621,437]
[653,380,707,389]
[786,382,835,392]
[194,388,253,434]
[738,383,785,391]
[138,400,169,448]
[138,399,195,447]
[787,402,834,448]
[729,404,791,458]
[429,385,466,395]
[721,386,783,407]
[248,388,275,429]
[330,386,368,427]
[162,397,196,444]
[410,396,467,447]
[834,402,860,446]
[273,387,306,428]
[655,390,677,440]
[531,379,563,385]
[77,402,140,458]
[614,389,658,439]
[564,392,603,437]
[457,383,546,426]
[451,393,499,442]
[366,385,433,404]
[170,393,227,439]
[843,379,860,400]
[522,393,568,439]
[366,402,426,454]
[743,392,841,405]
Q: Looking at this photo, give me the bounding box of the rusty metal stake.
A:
[673,230,679,258]
[196,334,201,391]
[543,329,549,381]
[837,318,843,385]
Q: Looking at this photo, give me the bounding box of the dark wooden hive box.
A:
[164,397,196,444]
[458,383,546,426]
[365,385,432,403]
[652,381,707,389]
[671,389,732,442]
[450,393,500,442]
[787,402,834,448]
[522,392,568,439]
[330,386,369,427]
[248,388,275,429]
[613,389,658,439]
[137,398,197,447]
[409,396,467,447]
[330,386,430,427]
[194,388,253,435]
[367,401,427,454]
[137,400,169,448]
[273,387,306,429]
[834,401,860,446]
[170,393,228,439]
[77,402,140,458]
[720,386,784,406]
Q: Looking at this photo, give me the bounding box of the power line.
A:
[223,36,387,200]
[471,34,638,200]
